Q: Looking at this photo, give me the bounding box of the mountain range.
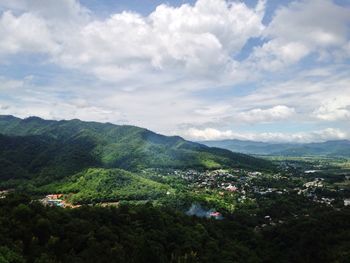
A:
[201,139,350,157]
[0,115,272,190]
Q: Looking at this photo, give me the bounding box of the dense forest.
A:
[0,194,349,263]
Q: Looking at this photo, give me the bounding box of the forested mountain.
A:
[0,115,272,185]
[201,139,350,157]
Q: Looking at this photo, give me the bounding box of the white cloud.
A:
[0,0,265,85]
[314,96,350,121]
[149,0,265,55]
[0,0,347,82]
[249,40,309,71]
[184,127,349,143]
[248,0,350,70]
[267,0,349,48]
[185,128,236,141]
[236,105,295,123]
[0,11,59,55]
[225,65,350,121]
[0,0,90,23]
[55,0,266,85]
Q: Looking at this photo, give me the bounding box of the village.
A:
[3,158,349,212]
[156,165,350,209]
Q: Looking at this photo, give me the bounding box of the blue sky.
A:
[0,0,349,142]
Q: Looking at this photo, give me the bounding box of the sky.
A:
[0,0,349,143]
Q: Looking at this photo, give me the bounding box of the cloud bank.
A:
[0,0,349,142]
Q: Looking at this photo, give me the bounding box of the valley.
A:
[1,0,350,261]
[24,156,350,217]
[0,116,349,262]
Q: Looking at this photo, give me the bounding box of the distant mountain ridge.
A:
[0,115,273,185]
[200,139,350,157]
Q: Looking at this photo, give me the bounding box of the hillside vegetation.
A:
[0,115,272,187]
[0,116,272,197]
[42,168,171,204]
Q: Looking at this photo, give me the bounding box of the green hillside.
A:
[0,115,272,168]
[0,133,99,185]
[0,115,273,189]
[41,168,171,204]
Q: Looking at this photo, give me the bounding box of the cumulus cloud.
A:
[0,0,265,85]
[55,0,266,84]
[1,0,348,81]
[185,128,235,141]
[236,105,295,123]
[248,0,350,70]
[249,40,309,71]
[0,0,90,23]
[267,0,349,48]
[313,96,350,121]
[0,11,59,55]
